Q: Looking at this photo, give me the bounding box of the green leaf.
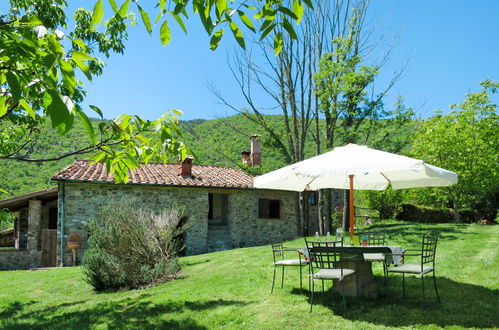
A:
[0,96,6,117]
[90,105,104,118]
[209,29,224,50]
[171,13,187,34]
[58,60,77,95]
[108,0,118,12]
[159,20,171,45]
[136,4,152,34]
[72,51,94,61]
[301,0,314,9]
[91,0,104,26]
[20,99,36,119]
[118,0,130,18]
[74,58,92,82]
[274,32,283,55]
[46,90,70,128]
[259,23,276,41]
[238,10,255,32]
[281,18,298,40]
[159,0,167,10]
[72,38,87,51]
[75,107,96,144]
[174,1,188,15]
[229,22,245,49]
[292,0,304,24]
[216,0,228,19]
[6,72,22,103]
[278,6,298,20]
[42,54,58,73]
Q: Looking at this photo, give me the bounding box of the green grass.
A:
[1,222,498,329]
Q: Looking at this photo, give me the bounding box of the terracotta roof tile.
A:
[52,160,255,189]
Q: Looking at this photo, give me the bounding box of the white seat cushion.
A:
[363,253,386,261]
[388,264,434,276]
[313,268,355,280]
[274,259,308,266]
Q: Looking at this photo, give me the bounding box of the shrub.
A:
[396,204,454,223]
[396,204,498,223]
[82,198,188,291]
[363,188,403,220]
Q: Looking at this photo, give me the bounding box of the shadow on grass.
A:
[294,276,499,328]
[0,295,249,330]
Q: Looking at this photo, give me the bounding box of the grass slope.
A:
[1,222,497,329]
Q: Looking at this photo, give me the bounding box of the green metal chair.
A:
[305,239,356,311]
[387,233,440,302]
[270,242,308,293]
[359,232,389,286]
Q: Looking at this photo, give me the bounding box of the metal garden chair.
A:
[270,242,308,293]
[387,233,440,302]
[359,232,389,286]
[305,239,356,311]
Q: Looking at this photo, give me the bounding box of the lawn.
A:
[0,222,498,329]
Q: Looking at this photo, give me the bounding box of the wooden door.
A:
[41,229,57,267]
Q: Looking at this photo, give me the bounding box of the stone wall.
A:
[59,182,299,265]
[0,250,42,270]
[227,190,297,248]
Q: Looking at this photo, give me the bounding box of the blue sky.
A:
[78,1,499,121]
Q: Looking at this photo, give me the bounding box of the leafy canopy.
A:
[0,0,312,186]
[410,80,499,212]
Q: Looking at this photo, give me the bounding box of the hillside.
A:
[0,115,414,198]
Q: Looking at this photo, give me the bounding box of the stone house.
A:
[0,188,58,270]
[0,137,304,269]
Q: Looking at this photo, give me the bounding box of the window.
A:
[259,199,281,219]
[208,193,228,225]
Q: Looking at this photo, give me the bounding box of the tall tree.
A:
[0,0,312,189]
[212,0,373,235]
[410,80,499,221]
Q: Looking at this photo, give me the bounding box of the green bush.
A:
[396,204,454,223]
[82,198,188,291]
[363,188,403,220]
[396,204,498,223]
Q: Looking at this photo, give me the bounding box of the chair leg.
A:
[271,266,276,293]
[433,271,440,303]
[402,273,406,299]
[299,265,303,293]
[281,266,285,289]
[322,280,325,304]
[421,276,426,300]
[383,263,387,287]
[310,279,315,312]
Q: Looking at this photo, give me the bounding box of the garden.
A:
[0,221,497,329]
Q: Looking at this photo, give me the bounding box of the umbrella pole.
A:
[349,175,355,236]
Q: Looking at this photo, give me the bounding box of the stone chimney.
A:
[179,156,194,177]
[241,134,262,167]
[241,149,252,166]
[250,134,262,166]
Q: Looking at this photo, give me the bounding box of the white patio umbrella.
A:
[254,144,458,236]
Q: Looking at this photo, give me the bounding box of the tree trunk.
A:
[317,190,324,235]
[453,198,461,223]
[343,190,349,232]
[323,189,332,235]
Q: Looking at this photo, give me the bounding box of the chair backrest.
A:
[305,239,342,270]
[364,232,386,246]
[421,233,438,266]
[271,242,284,263]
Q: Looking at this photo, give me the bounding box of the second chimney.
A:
[250,134,261,166]
[179,156,194,177]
